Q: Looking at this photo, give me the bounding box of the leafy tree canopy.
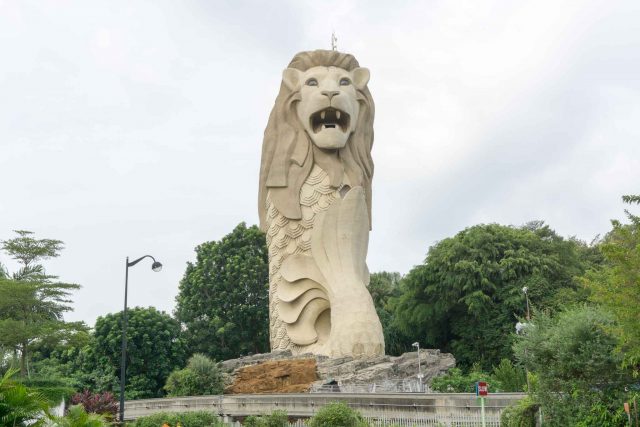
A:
[0,230,81,376]
[584,194,640,374]
[86,307,185,399]
[175,222,269,360]
[368,272,413,356]
[393,222,601,369]
[513,306,632,426]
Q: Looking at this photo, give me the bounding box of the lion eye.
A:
[306,78,318,86]
[339,78,351,86]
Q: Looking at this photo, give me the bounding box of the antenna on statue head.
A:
[331,31,338,51]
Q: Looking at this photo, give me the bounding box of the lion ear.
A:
[282,68,302,91]
[352,67,370,90]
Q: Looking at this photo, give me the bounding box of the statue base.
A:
[221,350,455,394]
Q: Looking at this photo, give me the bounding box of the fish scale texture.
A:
[265,165,339,353]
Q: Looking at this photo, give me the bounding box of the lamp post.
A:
[412,342,423,391]
[119,255,162,423]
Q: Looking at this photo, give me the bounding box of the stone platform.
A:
[221,350,455,394]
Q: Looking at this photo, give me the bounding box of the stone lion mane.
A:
[258,50,375,230]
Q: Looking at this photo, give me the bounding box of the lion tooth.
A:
[321,111,326,120]
[336,111,341,120]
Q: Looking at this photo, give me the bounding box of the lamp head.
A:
[412,342,419,348]
[151,261,163,272]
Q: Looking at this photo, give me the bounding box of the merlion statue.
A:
[258,50,385,358]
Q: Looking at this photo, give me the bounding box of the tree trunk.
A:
[20,342,27,376]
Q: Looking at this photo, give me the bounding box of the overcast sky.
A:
[1,0,639,326]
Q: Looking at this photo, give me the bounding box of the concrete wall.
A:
[124,393,525,421]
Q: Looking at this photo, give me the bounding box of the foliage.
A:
[308,402,367,427]
[500,396,539,427]
[573,401,628,427]
[430,359,525,393]
[69,390,117,420]
[393,222,601,369]
[584,194,640,374]
[87,307,185,399]
[368,272,412,356]
[0,231,82,376]
[491,359,527,392]
[0,369,50,427]
[513,306,632,426]
[20,376,75,404]
[52,405,107,427]
[430,366,489,393]
[175,223,269,361]
[131,411,223,427]
[164,354,224,397]
[243,410,289,427]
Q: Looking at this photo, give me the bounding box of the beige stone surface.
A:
[258,50,383,358]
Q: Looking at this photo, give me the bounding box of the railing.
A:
[218,411,501,426]
[124,392,524,423]
[310,379,432,393]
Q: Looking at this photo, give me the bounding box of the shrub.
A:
[164,354,224,397]
[430,364,490,393]
[0,369,51,427]
[308,402,368,427]
[243,410,288,427]
[500,397,539,427]
[131,410,222,427]
[52,404,108,427]
[574,401,627,427]
[491,359,526,392]
[70,390,117,420]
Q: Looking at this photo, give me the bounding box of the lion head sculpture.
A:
[258,50,375,230]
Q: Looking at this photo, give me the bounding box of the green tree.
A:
[86,307,185,399]
[0,230,81,376]
[584,194,640,374]
[368,272,412,356]
[393,222,600,369]
[164,354,224,397]
[513,306,631,426]
[175,223,269,360]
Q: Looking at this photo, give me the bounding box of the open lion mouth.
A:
[310,108,350,133]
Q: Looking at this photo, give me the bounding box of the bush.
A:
[243,410,288,427]
[430,365,489,393]
[574,402,627,427]
[491,359,526,392]
[500,397,539,427]
[52,404,108,427]
[131,411,222,427]
[164,354,224,397]
[308,402,368,427]
[513,306,633,425]
[70,390,117,420]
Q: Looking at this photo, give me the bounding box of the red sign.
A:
[624,402,630,414]
[476,381,488,396]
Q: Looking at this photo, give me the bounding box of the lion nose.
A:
[321,90,340,101]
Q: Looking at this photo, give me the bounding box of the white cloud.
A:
[1,0,639,325]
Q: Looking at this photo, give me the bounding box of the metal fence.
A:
[310,379,432,393]
[221,411,501,426]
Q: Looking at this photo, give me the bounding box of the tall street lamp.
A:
[119,255,162,423]
[412,342,423,391]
